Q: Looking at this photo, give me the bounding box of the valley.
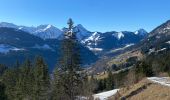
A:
[1,19,170,100]
[1,0,170,100]
[0,22,147,72]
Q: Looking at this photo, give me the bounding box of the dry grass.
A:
[107,50,143,66]
[109,78,170,100]
[130,84,170,100]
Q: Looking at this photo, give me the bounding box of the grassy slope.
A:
[110,78,170,100]
[108,50,143,66]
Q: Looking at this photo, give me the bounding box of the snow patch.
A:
[87,46,103,51]
[161,27,170,33]
[113,32,124,39]
[163,27,170,30]
[148,48,166,54]
[157,48,166,52]
[18,27,23,30]
[147,77,170,87]
[148,48,155,54]
[166,41,170,44]
[82,32,100,43]
[93,89,119,100]
[111,43,134,52]
[0,44,25,54]
[125,44,134,47]
[43,24,52,31]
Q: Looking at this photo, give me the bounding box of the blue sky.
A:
[0,0,170,32]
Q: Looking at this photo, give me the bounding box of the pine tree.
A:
[2,68,18,100]
[0,82,7,100]
[14,62,24,100]
[97,79,104,92]
[54,18,84,100]
[15,59,34,99]
[142,61,154,77]
[106,70,114,90]
[1,60,22,100]
[0,64,8,78]
[0,64,7,77]
[33,56,50,100]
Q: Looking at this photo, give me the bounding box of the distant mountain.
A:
[140,20,170,54]
[0,22,62,40]
[0,27,45,47]
[0,21,149,72]
[82,29,147,54]
[104,20,170,72]
[75,24,92,39]
[61,24,92,40]
[0,22,19,29]
[0,22,92,40]
[0,27,98,71]
[0,22,148,55]
[34,24,62,39]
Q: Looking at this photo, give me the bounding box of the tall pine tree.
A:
[33,56,50,100]
[54,18,84,100]
[15,59,34,99]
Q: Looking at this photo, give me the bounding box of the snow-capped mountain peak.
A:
[113,32,124,39]
[35,24,53,32]
[134,29,147,36]
[34,24,62,39]
[82,32,100,43]
[0,22,63,39]
[0,22,147,42]
[74,24,92,40]
[36,24,55,32]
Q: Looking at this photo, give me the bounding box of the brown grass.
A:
[108,50,143,66]
[109,78,170,100]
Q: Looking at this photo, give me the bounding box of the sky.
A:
[0,0,170,32]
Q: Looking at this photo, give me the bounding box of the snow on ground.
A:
[0,44,25,54]
[87,46,103,51]
[166,41,170,44]
[148,48,167,54]
[111,43,134,53]
[148,48,155,54]
[156,48,166,52]
[93,89,119,100]
[163,27,170,31]
[147,77,170,87]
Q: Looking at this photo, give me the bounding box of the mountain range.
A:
[0,22,148,71]
[89,20,170,74]
[0,22,148,53]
